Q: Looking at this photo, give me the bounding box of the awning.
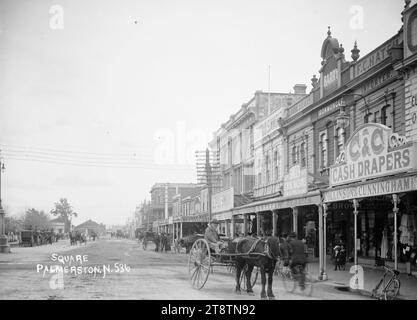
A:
[177,213,209,223]
[231,191,321,216]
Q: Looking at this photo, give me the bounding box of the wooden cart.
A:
[188,238,259,290]
[20,230,35,247]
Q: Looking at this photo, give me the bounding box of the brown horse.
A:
[229,236,288,299]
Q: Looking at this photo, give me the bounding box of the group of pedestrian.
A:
[155,232,171,252]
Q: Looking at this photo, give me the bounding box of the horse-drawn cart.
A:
[20,230,35,247]
[188,238,259,290]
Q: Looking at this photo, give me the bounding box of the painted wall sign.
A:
[324,68,339,89]
[323,175,417,203]
[361,69,395,94]
[212,187,234,213]
[287,94,313,118]
[318,98,345,118]
[329,123,417,187]
[322,56,339,97]
[353,37,398,79]
[254,110,283,143]
[283,164,308,197]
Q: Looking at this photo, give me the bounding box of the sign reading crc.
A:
[329,123,417,186]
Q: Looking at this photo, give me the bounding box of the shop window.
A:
[300,142,306,167]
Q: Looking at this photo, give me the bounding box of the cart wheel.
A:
[188,239,211,290]
[239,265,258,290]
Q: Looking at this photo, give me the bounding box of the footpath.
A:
[308,258,417,300]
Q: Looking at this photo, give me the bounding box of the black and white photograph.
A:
[0,0,417,305]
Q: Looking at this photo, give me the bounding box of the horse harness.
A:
[236,237,282,261]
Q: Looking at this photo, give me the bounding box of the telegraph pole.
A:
[196,148,220,224]
[206,148,212,222]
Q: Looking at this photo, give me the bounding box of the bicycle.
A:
[371,266,401,300]
[276,260,314,296]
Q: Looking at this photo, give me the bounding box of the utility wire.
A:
[0,144,155,159]
[2,149,158,164]
[4,155,196,170]
[2,151,197,169]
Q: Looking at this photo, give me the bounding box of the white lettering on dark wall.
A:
[323,69,338,88]
[318,99,345,118]
[361,70,394,94]
[354,38,398,78]
[324,176,417,203]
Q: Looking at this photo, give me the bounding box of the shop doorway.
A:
[277,209,292,237]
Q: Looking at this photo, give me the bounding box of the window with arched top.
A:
[319,131,328,168]
[336,127,345,156]
[381,104,393,128]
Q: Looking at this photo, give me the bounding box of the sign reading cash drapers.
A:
[329,123,417,187]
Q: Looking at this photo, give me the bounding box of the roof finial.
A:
[351,41,360,62]
[327,26,331,37]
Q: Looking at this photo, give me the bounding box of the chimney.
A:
[293,84,307,95]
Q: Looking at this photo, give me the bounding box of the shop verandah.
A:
[213,191,322,260]
[322,173,417,279]
[153,213,208,244]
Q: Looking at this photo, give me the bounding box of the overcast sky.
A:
[0,0,406,226]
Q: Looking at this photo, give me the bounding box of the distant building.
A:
[47,217,66,235]
[74,219,106,236]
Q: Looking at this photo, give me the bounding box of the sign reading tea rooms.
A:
[329,123,417,187]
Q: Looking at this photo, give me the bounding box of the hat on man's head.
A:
[210,218,220,224]
[289,232,297,238]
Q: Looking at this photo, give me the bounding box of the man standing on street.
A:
[287,232,308,290]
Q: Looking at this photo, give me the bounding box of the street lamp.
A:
[336,93,371,130]
[336,101,350,129]
[0,158,10,253]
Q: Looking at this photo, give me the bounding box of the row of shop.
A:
[208,171,417,278]
[149,2,417,281]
